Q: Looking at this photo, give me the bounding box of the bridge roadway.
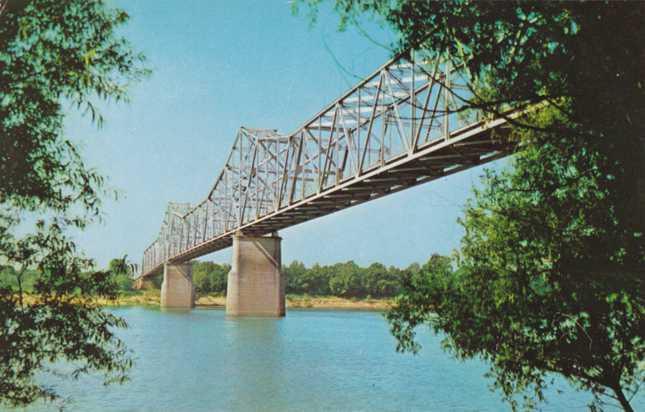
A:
[139,51,520,311]
[143,118,514,277]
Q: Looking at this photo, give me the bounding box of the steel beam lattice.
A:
[140,51,517,278]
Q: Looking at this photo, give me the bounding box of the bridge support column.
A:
[226,232,285,317]
[133,278,144,290]
[161,263,195,309]
[133,278,154,290]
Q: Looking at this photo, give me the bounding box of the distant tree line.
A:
[283,260,405,298]
[191,261,229,295]
[0,258,416,300]
[188,260,420,298]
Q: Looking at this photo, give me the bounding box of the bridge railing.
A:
[142,50,488,275]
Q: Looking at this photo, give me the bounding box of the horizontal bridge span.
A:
[140,50,519,278]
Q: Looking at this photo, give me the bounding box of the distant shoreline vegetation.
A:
[0,258,421,309]
[190,260,409,299]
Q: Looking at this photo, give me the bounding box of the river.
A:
[12,307,641,411]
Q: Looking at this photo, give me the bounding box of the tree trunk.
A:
[638,137,645,234]
[612,385,634,412]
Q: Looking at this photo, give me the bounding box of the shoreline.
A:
[100,291,392,311]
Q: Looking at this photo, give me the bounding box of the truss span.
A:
[141,51,518,277]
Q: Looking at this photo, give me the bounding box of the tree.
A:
[0,0,147,408]
[0,223,134,408]
[364,262,400,298]
[329,261,362,297]
[108,257,135,292]
[303,262,332,295]
[193,261,215,294]
[298,1,645,410]
[387,254,452,357]
[388,108,644,411]
[190,261,230,295]
[363,262,386,298]
[285,260,308,294]
[209,263,230,294]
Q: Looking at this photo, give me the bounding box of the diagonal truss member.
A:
[140,51,519,277]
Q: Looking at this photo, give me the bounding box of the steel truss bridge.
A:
[140,51,519,278]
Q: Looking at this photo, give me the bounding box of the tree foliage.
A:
[297,1,645,410]
[0,0,148,213]
[108,257,136,292]
[0,225,133,407]
[286,260,404,298]
[192,261,230,295]
[0,0,147,408]
[186,259,404,299]
[389,112,644,410]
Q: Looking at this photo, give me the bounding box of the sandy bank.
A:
[102,291,392,311]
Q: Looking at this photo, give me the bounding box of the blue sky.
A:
[64,0,501,269]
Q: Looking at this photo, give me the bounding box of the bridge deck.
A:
[140,51,519,278]
[141,117,513,278]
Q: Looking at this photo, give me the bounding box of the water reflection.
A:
[225,318,287,410]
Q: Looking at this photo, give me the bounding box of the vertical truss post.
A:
[139,51,515,278]
[444,60,451,141]
[410,50,415,152]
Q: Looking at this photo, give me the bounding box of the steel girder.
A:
[139,51,517,278]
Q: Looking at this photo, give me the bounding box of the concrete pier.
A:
[133,277,154,290]
[226,232,285,317]
[133,277,144,290]
[161,263,195,309]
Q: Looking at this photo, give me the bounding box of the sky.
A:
[64,0,503,269]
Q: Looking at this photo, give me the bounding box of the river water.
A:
[13,307,642,411]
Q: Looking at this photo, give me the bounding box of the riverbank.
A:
[99,290,392,311]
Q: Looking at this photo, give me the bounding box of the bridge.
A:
[136,50,519,315]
